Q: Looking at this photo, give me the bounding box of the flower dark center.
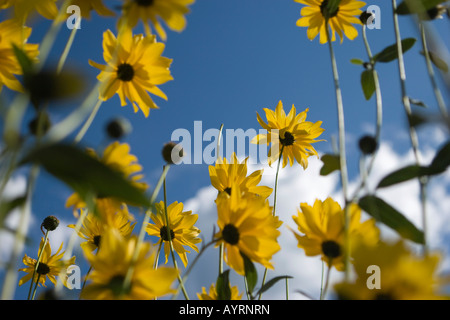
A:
[222,224,240,245]
[224,187,232,196]
[108,274,131,297]
[93,235,101,247]
[160,227,175,241]
[117,63,134,82]
[321,240,341,259]
[36,262,50,275]
[320,0,339,19]
[279,131,295,146]
[135,0,154,7]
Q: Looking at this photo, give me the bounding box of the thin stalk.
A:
[162,169,189,300]
[217,124,224,275]
[27,230,49,300]
[258,145,284,300]
[57,27,78,74]
[73,98,104,144]
[154,241,163,269]
[325,24,351,280]
[391,0,428,255]
[31,274,42,300]
[419,23,448,120]
[122,165,170,295]
[285,277,289,300]
[320,259,333,300]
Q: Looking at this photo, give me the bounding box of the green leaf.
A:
[376,165,430,188]
[255,276,293,297]
[12,44,34,75]
[359,195,425,244]
[373,38,417,63]
[420,51,449,73]
[216,270,232,300]
[350,58,364,65]
[320,154,341,176]
[396,0,447,15]
[409,98,428,108]
[0,196,26,228]
[429,140,450,175]
[241,251,257,297]
[20,144,150,208]
[361,70,376,100]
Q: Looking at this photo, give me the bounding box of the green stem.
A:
[31,274,42,300]
[73,98,104,144]
[391,0,428,256]
[162,167,189,300]
[258,145,284,300]
[325,23,350,280]
[27,230,49,300]
[57,27,78,74]
[320,259,333,300]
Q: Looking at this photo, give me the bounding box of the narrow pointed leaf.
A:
[241,251,257,297]
[359,195,425,244]
[361,70,376,100]
[429,140,450,174]
[20,144,150,208]
[373,38,416,63]
[376,165,430,188]
[256,276,293,297]
[216,270,232,300]
[320,154,341,176]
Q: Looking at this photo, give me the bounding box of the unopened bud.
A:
[162,142,184,164]
[41,215,59,233]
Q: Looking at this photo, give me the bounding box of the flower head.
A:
[252,100,324,168]
[209,153,272,199]
[146,201,201,267]
[81,228,178,299]
[89,28,173,117]
[214,186,281,275]
[68,204,135,252]
[67,0,115,18]
[289,198,379,271]
[295,0,365,44]
[0,0,58,21]
[119,0,195,41]
[334,240,448,299]
[18,238,76,288]
[197,283,243,300]
[0,19,39,93]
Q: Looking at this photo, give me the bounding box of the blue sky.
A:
[1,0,450,300]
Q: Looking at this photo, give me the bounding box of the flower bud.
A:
[106,117,132,139]
[358,135,377,155]
[41,215,59,233]
[162,142,184,164]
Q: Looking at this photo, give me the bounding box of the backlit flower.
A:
[214,186,281,275]
[252,100,324,168]
[18,238,76,288]
[334,240,448,300]
[81,227,178,299]
[67,0,115,18]
[0,0,58,21]
[89,28,173,117]
[295,0,365,44]
[0,19,39,93]
[146,201,201,268]
[119,0,195,41]
[289,198,379,271]
[197,283,243,300]
[209,152,272,199]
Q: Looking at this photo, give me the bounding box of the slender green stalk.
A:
[57,27,78,74]
[31,274,42,300]
[325,24,351,280]
[27,230,49,300]
[162,168,189,300]
[320,259,333,300]
[73,98,104,144]
[419,23,448,120]
[391,0,428,256]
[258,145,284,300]
[122,165,170,295]
[154,241,163,269]
[217,124,225,275]
[285,277,289,300]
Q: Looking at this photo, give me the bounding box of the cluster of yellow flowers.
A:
[0,0,446,301]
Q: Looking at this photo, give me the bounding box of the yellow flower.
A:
[66,141,148,217]
[197,283,243,300]
[18,238,76,288]
[334,240,448,300]
[67,0,115,18]
[68,204,136,252]
[0,19,39,93]
[289,198,379,271]
[119,0,195,41]
[214,186,281,275]
[146,201,201,268]
[89,28,173,117]
[252,100,324,168]
[295,0,365,44]
[81,227,178,300]
[0,0,59,21]
[209,152,272,199]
